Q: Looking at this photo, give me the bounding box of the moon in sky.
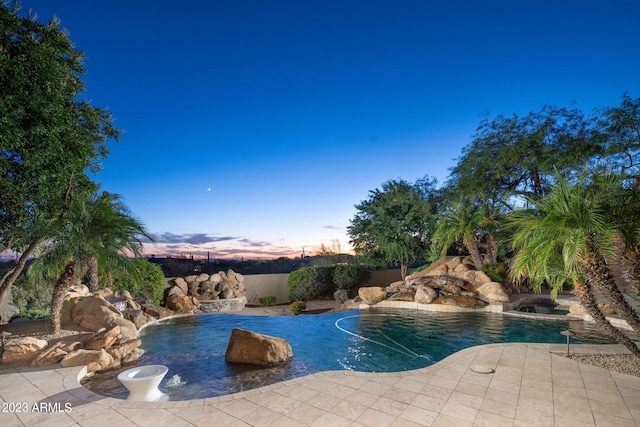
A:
[207,187,211,192]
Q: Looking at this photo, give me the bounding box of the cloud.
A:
[151,232,237,245]
[323,225,345,230]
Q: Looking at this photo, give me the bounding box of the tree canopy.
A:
[0,2,120,305]
[348,176,440,279]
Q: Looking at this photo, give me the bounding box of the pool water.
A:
[81,308,615,400]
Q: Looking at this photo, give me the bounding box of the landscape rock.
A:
[61,349,114,373]
[387,292,415,302]
[225,328,293,367]
[123,309,151,329]
[83,326,120,350]
[569,303,617,316]
[433,295,486,307]
[358,287,388,305]
[166,294,201,311]
[71,295,122,331]
[167,286,186,297]
[141,303,174,319]
[30,342,68,367]
[106,339,142,361]
[475,282,510,303]
[171,277,189,294]
[2,337,48,364]
[415,286,438,304]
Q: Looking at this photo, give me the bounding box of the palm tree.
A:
[434,197,485,270]
[509,172,640,357]
[28,191,152,334]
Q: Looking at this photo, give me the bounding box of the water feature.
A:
[81,308,615,400]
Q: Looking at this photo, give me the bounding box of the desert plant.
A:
[259,295,277,306]
[333,289,349,304]
[111,258,165,304]
[290,300,306,315]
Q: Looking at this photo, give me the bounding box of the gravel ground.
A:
[561,353,640,377]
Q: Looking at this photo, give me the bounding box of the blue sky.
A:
[20,0,640,259]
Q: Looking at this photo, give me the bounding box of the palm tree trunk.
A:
[581,246,640,335]
[486,234,498,266]
[86,256,99,291]
[622,246,640,295]
[464,237,484,270]
[50,261,76,335]
[573,280,640,358]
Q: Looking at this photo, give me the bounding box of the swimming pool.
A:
[81,308,615,400]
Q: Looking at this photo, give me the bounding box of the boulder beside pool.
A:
[225,328,293,367]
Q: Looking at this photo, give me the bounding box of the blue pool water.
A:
[81,308,615,400]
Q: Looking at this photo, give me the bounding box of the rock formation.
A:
[359,256,511,309]
[166,269,246,303]
[225,328,293,367]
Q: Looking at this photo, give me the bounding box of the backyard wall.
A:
[241,269,403,305]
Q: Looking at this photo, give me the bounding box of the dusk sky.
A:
[20,0,640,260]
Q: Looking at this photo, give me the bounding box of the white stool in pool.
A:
[117,365,168,401]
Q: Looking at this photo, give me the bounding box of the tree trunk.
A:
[400,264,408,281]
[464,237,484,270]
[486,234,498,266]
[581,247,640,335]
[49,261,76,335]
[86,257,99,292]
[0,239,44,310]
[622,246,640,296]
[573,280,640,358]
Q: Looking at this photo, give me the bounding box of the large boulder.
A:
[225,328,293,367]
[71,295,122,331]
[106,338,142,361]
[83,326,120,350]
[165,294,200,311]
[170,277,189,294]
[30,342,71,367]
[141,303,174,319]
[2,337,48,364]
[433,295,486,307]
[569,303,617,316]
[415,286,438,304]
[123,309,151,329]
[387,292,415,302]
[358,287,388,305]
[475,282,510,303]
[60,349,114,373]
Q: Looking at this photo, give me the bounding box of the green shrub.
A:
[483,263,508,284]
[287,266,333,301]
[333,289,349,304]
[410,263,430,275]
[290,300,306,315]
[10,307,50,321]
[259,295,277,306]
[111,258,165,304]
[11,274,53,315]
[332,265,359,290]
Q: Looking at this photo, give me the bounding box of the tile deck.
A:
[1,343,640,426]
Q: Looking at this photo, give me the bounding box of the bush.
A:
[483,263,508,284]
[259,295,276,306]
[11,274,53,316]
[332,265,359,290]
[111,258,165,304]
[290,300,306,315]
[287,266,333,301]
[333,289,349,304]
